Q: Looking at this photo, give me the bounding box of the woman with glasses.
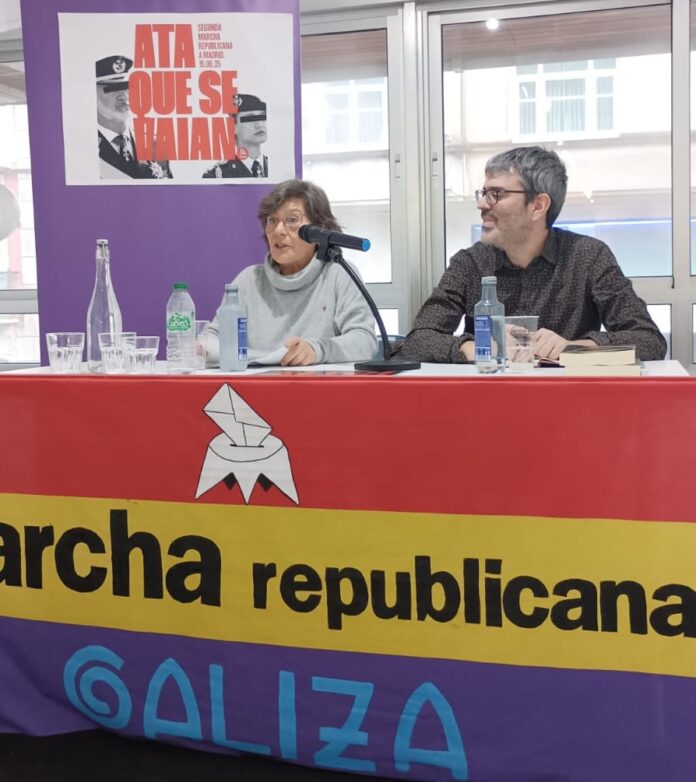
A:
[204,179,377,366]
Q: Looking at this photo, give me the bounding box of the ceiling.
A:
[0,0,389,37]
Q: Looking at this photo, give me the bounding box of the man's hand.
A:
[459,340,475,362]
[534,328,569,360]
[534,330,597,361]
[282,337,317,366]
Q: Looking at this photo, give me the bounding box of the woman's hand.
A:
[281,337,317,366]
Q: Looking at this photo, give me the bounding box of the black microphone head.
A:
[298,224,371,253]
[298,224,319,243]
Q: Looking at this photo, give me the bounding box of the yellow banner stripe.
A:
[0,494,695,678]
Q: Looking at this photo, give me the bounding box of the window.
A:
[301,30,392,284]
[649,304,671,359]
[318,79,387,149]
[358,85,385,143]
[516,60,616,139]
[0,59,39,367]
[0,313,38,363]
[325,89,350,144]
[690,0,696,276]
[439,6,672,280]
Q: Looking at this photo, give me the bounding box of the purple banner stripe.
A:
[0,615,690,782]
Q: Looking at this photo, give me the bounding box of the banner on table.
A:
[1,494,696,679]
[59,12,294,184]
[2,375,696,781]
[1,380,696,678]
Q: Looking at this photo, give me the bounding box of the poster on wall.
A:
[58,12,295,184]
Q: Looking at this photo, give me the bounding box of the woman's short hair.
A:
[485,146,568,227]
[258,179,341,232]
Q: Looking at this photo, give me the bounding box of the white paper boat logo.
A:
[195,385,299,504]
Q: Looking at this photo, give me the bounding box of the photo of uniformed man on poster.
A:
[96,54,173,180]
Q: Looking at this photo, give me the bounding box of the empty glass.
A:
[46,332,84,373]
[124,336,159,374]
[505,316,538,373]
[99,331,136,374]
[194,320,210,371]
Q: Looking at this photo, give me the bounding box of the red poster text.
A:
[134,24,195,69]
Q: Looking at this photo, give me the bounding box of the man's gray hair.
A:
[485,146,567,227]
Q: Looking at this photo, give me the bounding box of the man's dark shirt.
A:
[400,227,667,363]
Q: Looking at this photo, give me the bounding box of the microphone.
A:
[299,224,420,374]
[298,224,371,253]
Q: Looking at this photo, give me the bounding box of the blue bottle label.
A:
[237,317,248,360]
[474,315,492,359]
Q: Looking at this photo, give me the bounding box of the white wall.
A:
[0,0,20,38]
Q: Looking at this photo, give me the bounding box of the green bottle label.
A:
[167,313,192,331]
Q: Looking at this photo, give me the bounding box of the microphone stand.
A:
[314,239,420,373]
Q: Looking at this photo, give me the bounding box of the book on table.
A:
[563,362,642,377]
[559,344,636,368]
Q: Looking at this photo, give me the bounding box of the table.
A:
[9,358,689,377]
[0,367,694,781]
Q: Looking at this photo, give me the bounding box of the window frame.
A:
[0,39,40,370]
[300,5,420,335]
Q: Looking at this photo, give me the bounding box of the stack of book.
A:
[559,344,641,376]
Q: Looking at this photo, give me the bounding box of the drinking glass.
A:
[124,336,159,374]
[99,331,136,374]
[194,320,210,371]
[505,316,538,373]
[46,332,84,373]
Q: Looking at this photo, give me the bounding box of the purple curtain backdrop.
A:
[20,0,301,362]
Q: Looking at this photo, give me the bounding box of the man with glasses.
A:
[399,146,666,362]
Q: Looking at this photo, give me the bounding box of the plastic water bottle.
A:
[474,276,505,374]
[218,284,248,371]
[166,282,196,373]
[87,239,122,372]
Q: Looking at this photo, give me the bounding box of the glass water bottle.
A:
[86,239,122,372]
